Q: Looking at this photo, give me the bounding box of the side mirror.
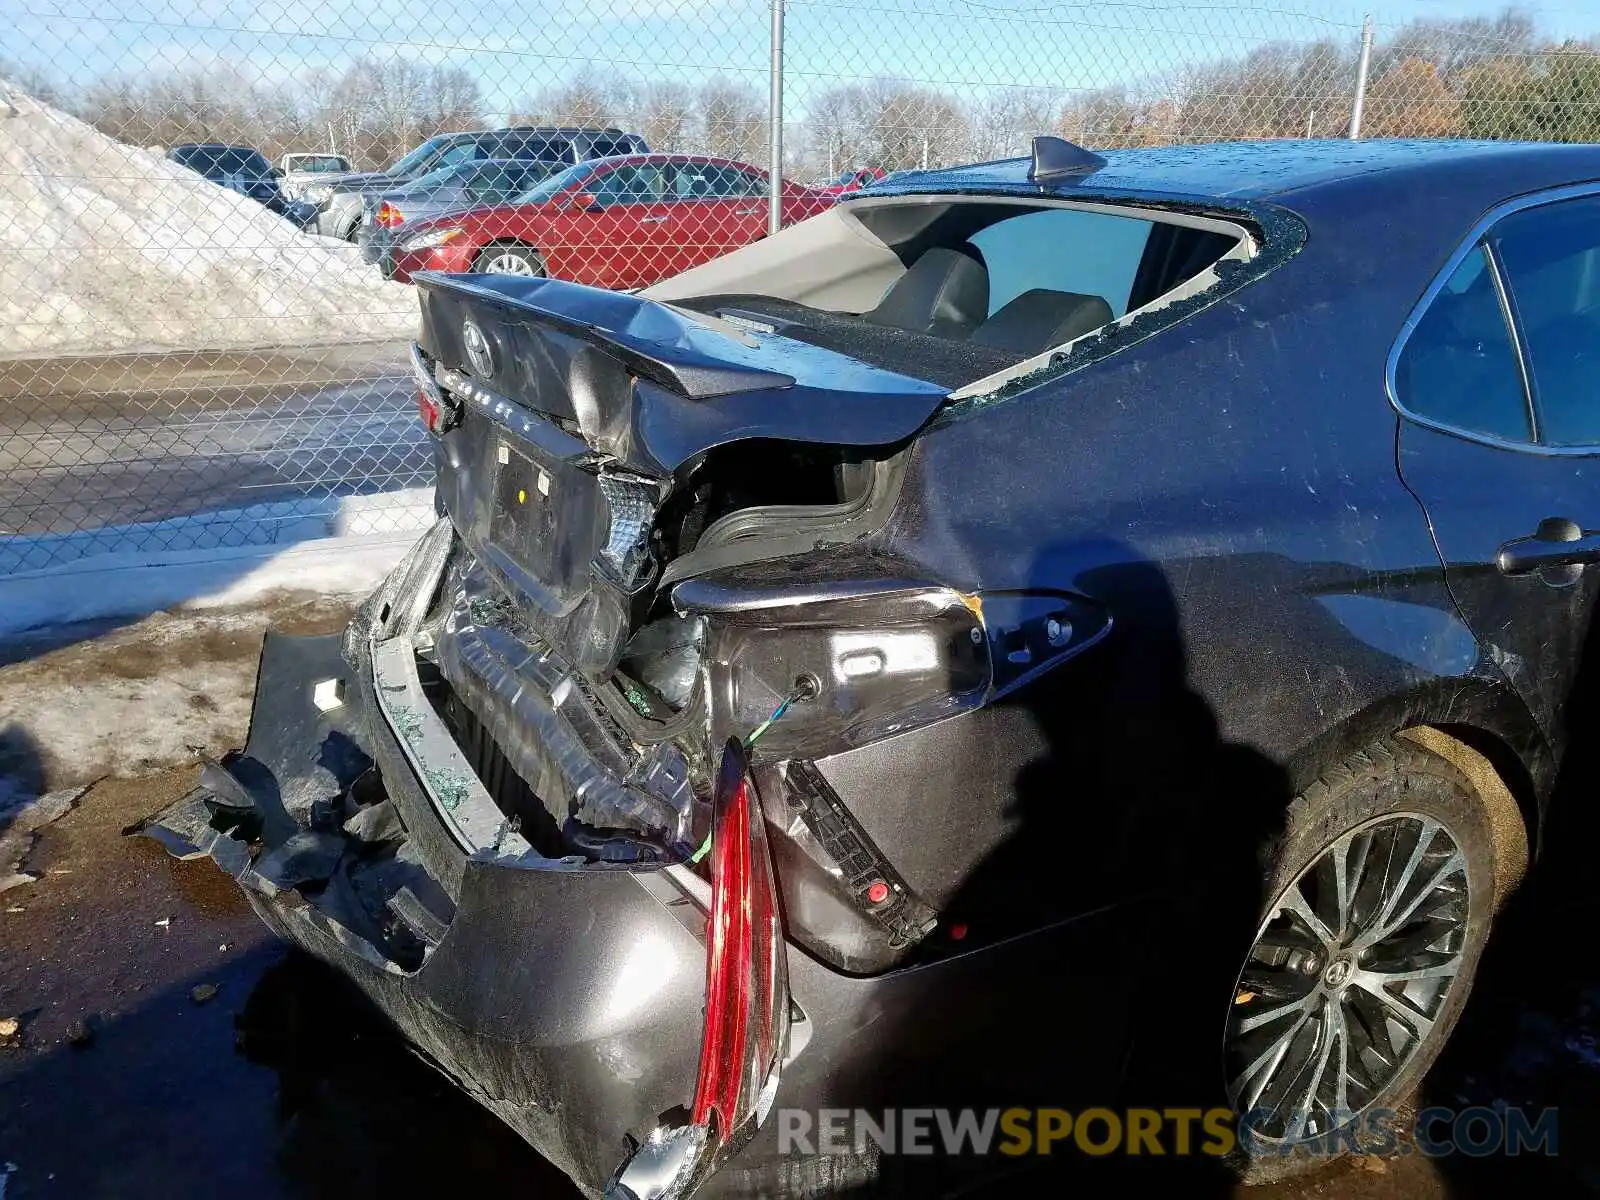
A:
[569,191,601,212]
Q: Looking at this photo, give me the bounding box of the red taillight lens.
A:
[604,740,790,1197]
[416,389,441,431]
[408,343,456,434]
[691,738,788,1141]
[375,201,404,228]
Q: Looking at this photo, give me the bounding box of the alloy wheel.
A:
[481,252,541,277]
[1224,813,1470,1143]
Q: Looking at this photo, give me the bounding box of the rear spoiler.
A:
[414,272,796,400]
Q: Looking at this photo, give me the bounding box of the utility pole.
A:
[767,0,785,236]
[1348,15,1373,140]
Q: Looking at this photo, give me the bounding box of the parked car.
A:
[142,135,1600,1196]
[383,152,831,287]
[277,151,353,201]
[818,164,887,195]
[165,143,289,216]
[356,158,564,266]
[303,127,650,241]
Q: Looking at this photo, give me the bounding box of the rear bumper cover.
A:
[136,524,1141,1197]
[138,602,708,1195]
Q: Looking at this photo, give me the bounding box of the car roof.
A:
[884,138,1600,207]
[584,153,756,169]
[436,127,633,140]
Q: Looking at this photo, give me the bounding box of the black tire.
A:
[473,243,545,278]
[1227,737,1497,1185]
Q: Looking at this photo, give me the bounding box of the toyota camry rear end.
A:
[139,136,1596,1196]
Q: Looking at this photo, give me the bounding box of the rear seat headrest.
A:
[970,289,1113,355]
[863,247,990,337]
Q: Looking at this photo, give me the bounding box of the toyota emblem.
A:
[462,319,494,379]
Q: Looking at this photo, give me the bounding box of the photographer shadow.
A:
[824,548,1293,1196]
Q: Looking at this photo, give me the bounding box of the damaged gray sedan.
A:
[142,135,1598,1195]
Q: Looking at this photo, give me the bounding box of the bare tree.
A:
[1365,57,1462,137]
[970,87,1058,161]
[631,81,696,152]
[514,72,630,127]
[0,57,68,108]
[802,80,968,172]
[423,65,485,132]
[1377,8,1538,84]
[698,77,766,161]
[801,85,871,179]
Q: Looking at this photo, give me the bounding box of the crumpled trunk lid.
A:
[416,273,946,677]
[418,274,949,471]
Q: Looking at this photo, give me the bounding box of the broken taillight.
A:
[605,739,789,1200]
[408,342,457,434]
[692,737,788,1137]
[375,201,404,228]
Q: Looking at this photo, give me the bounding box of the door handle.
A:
[639,214,669,224]
[736,207,762,215]
[1496,517,1600,575]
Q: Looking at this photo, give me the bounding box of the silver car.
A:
[278,152,354,202]
[305,128,650,241]
[356,158,562,267]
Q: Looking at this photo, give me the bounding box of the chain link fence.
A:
[2,1,1599,575]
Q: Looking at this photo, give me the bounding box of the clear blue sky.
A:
[4,0,1600,120]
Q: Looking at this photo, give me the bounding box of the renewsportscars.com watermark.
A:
[778,1106,1558,1159]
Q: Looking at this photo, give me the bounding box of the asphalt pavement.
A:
[0,759,1596,1200]
[0,343,428,537]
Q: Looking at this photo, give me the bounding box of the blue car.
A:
[166,143,292,218]
[145,135,1600,1196]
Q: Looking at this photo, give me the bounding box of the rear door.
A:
[664,160,767,275]
[572,161,677,289]
[1394,188,1600,746]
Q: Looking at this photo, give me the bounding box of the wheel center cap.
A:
[1322,958,1352,988]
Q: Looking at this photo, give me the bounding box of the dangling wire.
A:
[689,676,818,865]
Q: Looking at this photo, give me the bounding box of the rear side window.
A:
[466,164,515,198]
[1493,196,1600,446]
[179,148,268,176]
[673,163,764,198]
[502,137,572,162]
[590,164,669,203]
[1395,247,1530,443]
[433,142,478,168]
[968,208,1153,319]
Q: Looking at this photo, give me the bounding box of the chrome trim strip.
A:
[1483,239,1540,443]
[1385,180,1600,457]
[670,575,955,617]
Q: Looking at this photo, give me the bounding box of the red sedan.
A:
[385,153,832,287]
[816,166,888,197]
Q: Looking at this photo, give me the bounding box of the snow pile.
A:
[0,82,419,356]
[0,488,435,635]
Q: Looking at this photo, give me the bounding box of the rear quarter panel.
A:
[828,167,1554,929]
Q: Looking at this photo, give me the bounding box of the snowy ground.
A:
[0,507,426,635]
[0,557,403,793]
[0,83,418,356]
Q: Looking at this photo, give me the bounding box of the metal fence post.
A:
[1348,14,1373,140]
[768,0,785,236]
